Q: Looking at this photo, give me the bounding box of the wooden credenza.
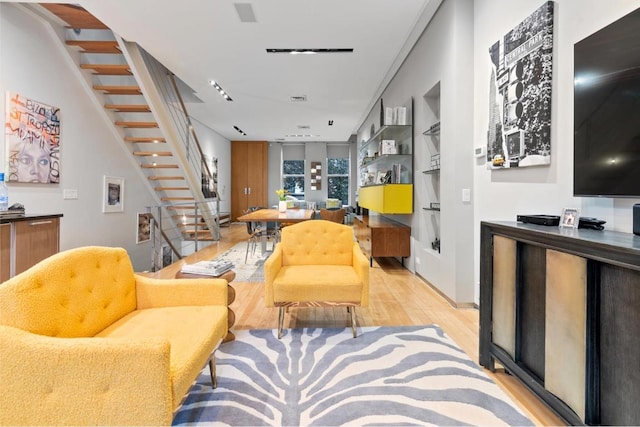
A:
[480,221,640,426]
[0,214,62,281]
[353,215,410,266]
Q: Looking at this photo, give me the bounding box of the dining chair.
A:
[319,208,346,224]
[244,207,279,262]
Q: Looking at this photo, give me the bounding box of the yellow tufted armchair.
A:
[264,219,369,338]
[0,246,228,426]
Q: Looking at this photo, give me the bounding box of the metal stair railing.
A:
[118,40,220,242]
[146,199,222,272]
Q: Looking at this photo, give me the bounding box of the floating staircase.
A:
[41,3,219,245]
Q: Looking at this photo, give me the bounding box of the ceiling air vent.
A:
[290,95,307,102]
[234,3,257,23]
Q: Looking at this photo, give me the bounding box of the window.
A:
[327,144,350,205]
[282,144,305,198]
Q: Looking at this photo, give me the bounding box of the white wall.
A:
[191,118,231,214]
[0,4,213,271]
[472,0,640,300]
[356,0,476,304]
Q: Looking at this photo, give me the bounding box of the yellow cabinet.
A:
[358,184,412,214]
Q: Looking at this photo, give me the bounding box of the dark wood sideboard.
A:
[479,221,640,426]
[353,215,410,266]
[0,214,62,281]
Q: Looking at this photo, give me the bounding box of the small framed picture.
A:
[103,176,124,213]
[560,207,580,228]
[381,140,397,155]
[137,212,152,244]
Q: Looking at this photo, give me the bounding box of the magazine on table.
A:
[180,260,233,276]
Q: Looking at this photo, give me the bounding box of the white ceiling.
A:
[52,1,440,142]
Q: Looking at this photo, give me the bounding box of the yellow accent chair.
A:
[264,219,369,338]
[0,246,228,426]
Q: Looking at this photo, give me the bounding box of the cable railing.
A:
[145,199,221,272]
[138,47,215,199]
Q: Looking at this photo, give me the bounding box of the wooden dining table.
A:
[236,208,315,254]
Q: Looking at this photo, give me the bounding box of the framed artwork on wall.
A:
[103,176,124,213]
[137,212,152,244]
[310,161,322,190]
[5,91,61,183]
[486,1,554,170]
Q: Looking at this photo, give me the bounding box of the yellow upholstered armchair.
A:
[264,219,369,338]
[0,246,228,426]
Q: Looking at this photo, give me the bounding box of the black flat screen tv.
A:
[573,7,640,197]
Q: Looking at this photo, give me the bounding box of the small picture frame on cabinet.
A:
[560,207,580,228]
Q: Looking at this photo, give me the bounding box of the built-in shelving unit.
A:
[422,83,441,252]
[358,98,413,214]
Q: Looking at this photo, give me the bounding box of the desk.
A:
[237,208,315,254]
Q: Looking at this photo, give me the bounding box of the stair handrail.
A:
[167,72,215,197]
[127,44,220,240]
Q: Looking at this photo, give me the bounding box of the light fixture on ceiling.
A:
[284,134,318,138]
[266,48,353,55]
[290,95,307,102]
[233,125,247,136]
[208,80,233,101]
[328,120,334,126]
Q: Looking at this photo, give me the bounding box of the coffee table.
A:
[175,269,237,342]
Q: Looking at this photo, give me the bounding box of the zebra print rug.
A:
[173,325,533,426]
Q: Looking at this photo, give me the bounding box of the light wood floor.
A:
[146,223,565,427]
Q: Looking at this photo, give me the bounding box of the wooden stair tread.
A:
[125,137,165,143]
[41,4,108,29]
[148,176,184,180]
[94,85,142,95]
[172,214,202,219]
[167,206,196,210]
[156,187,189,191]
[105,104,151,112]
[66,40,121,53]
[80,64,131,75]
[141,164,178,169]
[134,151,173,157]
[115,121,158,128]
[161,197,194,201]
[183,236,217,241]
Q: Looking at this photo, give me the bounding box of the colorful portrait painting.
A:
[5,92,61,183]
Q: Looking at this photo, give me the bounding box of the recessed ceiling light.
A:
[290,95,307,102]
[233,125,247,136]
[297,125,310,129]
[267,48,353,54]
[208,80,233,101]
[328,120,334,126]
[284,134,318,138]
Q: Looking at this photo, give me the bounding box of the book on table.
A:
[180,260,233,276]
